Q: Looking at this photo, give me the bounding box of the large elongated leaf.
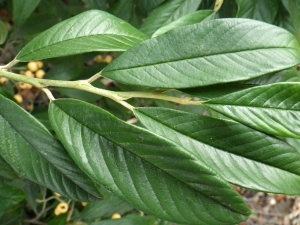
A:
[134,107,300,194]
[0,20,8,45]
[102,19,300,88]
[135,0,165,12]
[140,0,202,37]
[49,99,249,225]
[236,0,280,23]
[0,156,18,180]
[204,82,300,138]
[152,10,215,37]
[16,10,148,61]
[13,0,41,27]
[0,94,102,201]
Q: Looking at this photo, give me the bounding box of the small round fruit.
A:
[27,62,39,72]
[94,55,103,63]
[18,82,32,89]
[104,55,113,64]
[14,94,23,103]
[35,69,46,79]
[111,213,121,219]
[24,70,34,78]
[0,77,8,84]
[54,202,68,216]
[36,61,43,69]
[54,192,61,197]
[81,202,88,207]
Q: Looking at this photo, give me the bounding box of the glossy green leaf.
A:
[13,0,41,27]
[0,20,7,45]
[204,82,300,138]
[0,94,102,201]
[134,107,300,194]
[0,156,18,180]
[49,99,249,225]
[182,68,300,99]
[152,10,215,37]
[103,19,300,88]
[236,0,280,23]
[140,0,202,37]
[135,0,165,12]
[16,10,148,61]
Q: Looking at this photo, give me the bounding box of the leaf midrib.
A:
[17,33,145,60]
[53,103,246,215]
[136,110,300,177]
[103,46,299,73]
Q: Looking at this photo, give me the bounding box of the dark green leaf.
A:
[0,20,8,45]
[182,68,300,99]
[16,10,148,61]
[236,0,280,23]
[0,204,23,225]
[102,19,300,88]
[135,0,165,12]
[0,184,25,212]
[82,0,107,10]
[204,82,300,138]
[13,0,41,27]
[140,0,202,37]
[134,107,300,194]
[90,215,157,225]
[49,99,249,225]
[152,10,215,37]
[281,0,300,43]
[48,214,68,225]
[109,0,134,22]
[0,94,102,201]
[80,197,134,221]
[46,55,84,81]
[0,155,18,180]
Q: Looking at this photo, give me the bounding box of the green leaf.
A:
[0,20,8,45]
[204,82,300,138]
[281,0,300,43]
[140,0,202,37]
[182,68,300,99]
[79,197,134,221]
[0,155,18,180]
[49,99,249,225]
[236,0,280,23]
[0,94,102,201]
[13,0,41,27]
[82,0,107,10]
[90,215,157,225]
[134,107,300,194]
[0,184,25,213]
[102,18,300,88]
[109,0,134,22]
[48,214,68,225]
[46,55,84,81]
[152,10,215,37]
[135,0,166,12]
[16,10,148,61]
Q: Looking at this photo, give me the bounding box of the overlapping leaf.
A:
[204,82,300,138]
[13,0,41,27]
[236,0,279,23]
[49,99,249,225]
[0,20,8,45]
[102,19,300,88]
[134,107,300,194]
[140,0,202,37]
[152,10,215,37]
[0,94,102,201]
[16,10,148,61]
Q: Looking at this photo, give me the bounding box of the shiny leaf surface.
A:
[102,19,300,88]
[49,99,249,225]
[204,82,300,138]
[16,10,148,61]
[0,94,102,201]
[134,107,300,194]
